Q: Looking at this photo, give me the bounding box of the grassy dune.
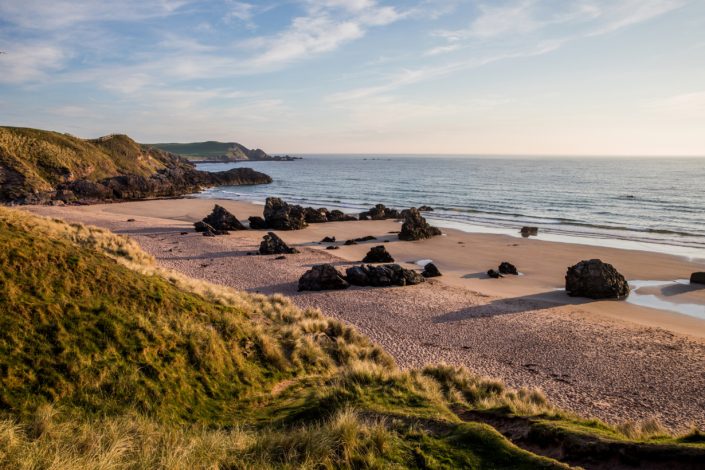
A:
[0,127,167,199]
[0,207,703,469]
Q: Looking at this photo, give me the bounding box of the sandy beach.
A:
[28,198,705,430]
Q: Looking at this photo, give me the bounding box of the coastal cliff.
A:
[0,127,272,204]
[150,140,300,162]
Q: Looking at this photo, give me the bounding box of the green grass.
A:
[0,206,702,468]
[0,127,168,200]
[150,141,252,160]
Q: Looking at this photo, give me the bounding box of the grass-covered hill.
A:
[0,207,703,468]
[151,141,269,162]
[0,127,271,203]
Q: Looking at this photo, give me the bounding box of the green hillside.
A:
[151,141,267,161]
[0,127,167,200]
[0,207,703,468]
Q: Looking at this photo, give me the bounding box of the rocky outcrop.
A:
[498,262,518,275]
[362,246,394,263]
[259,232,299,255]
[345,264,425,287]
[418,205,434,212]
[690,273,705,285]
[422,263,442,278]
[0,128,272,204]
[398,208,442,241]
[202,205,246,231]
[565,259,630,299]
[262,197,307,231]
[359,204,401,221]
[298,264,349,291]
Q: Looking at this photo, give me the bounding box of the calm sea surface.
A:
[196,155,705,260]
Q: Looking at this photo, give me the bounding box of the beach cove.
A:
[28,198,705,430]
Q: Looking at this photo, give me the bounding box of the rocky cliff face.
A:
[0,127,271,204]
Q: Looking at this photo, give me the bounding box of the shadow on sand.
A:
[433,290,595,323]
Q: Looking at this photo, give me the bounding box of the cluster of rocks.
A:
[344,235,376,245]
[194,205,247,236]
[398,208,442,241]
[565,259,630,299]
[487,261,519,279]
[248,197,356,231]
[259,232,299,255]
[298,263,426,291]
[359,204,402,220]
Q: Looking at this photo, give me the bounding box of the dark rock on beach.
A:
[344,240,358,246]
[487,269,503,279]
[498,261,518,275]
[259,232,299,255]
[304,207,329,223]
[248,216,267,229]
[326,246,339,250]
[298,264,349,291]
[363,245,395,263]
[194,220,228,236]
[263,197,307,231]
[321,236,336,243]
[418,205,434,212]
[399,208,442,241]
[565,259,630,299]
[345,264,425,287]
[359,204,401,221]
[690,272,705,285]
[327,210,357,222]
[422,263,442,278]
[202,204,246,231]
[521,226,539,237]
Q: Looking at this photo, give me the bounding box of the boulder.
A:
[298,264,350,291]
[487,269,503,279]
[202,204,246,231]
[399,208,442,241]
[326,246,340,250]
[356,235,377,242]
[346,264,425,287]
[422,263,442,278]
[304,207,329,223]
[418,205,434,212]
[321,236,336,243]
[690,272,705,285]
[263,197,307,230]
[565,259,630,299]
[328,210,357,222]
[363,245,394,263]
[521,226,539,237]
[248,216,267,229]
[194,220,228,235]
[359,204,401,220]
[259,232,299,255]
[498,261,518,275]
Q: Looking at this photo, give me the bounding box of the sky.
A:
[1,0,704,156]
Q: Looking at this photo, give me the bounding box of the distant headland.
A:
[149,141,301,163]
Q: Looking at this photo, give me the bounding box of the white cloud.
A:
[245,0,403,69]
[0,43,66,84]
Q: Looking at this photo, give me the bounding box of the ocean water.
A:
[195,155,705,260]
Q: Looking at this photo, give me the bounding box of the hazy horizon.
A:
[2,0,704,156]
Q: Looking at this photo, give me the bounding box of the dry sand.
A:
[27,198,705,430]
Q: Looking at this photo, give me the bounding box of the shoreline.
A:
[25,198,705,429]
[194,190,705,262]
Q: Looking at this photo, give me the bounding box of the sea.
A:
[195,155,705,261]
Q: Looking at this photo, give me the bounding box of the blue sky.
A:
[1,0,704,155]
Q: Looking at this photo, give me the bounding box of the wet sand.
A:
[27,199,705,430]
